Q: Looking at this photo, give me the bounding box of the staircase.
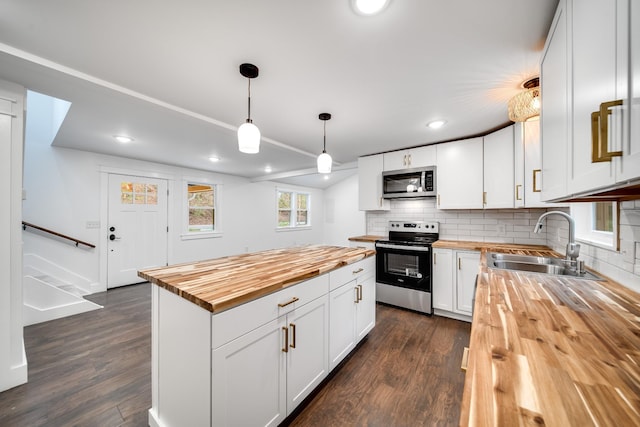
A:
[23,254,102,326]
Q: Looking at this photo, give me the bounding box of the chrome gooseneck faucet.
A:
[533,211,581,263]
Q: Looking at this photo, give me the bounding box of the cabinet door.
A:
[432,248,454,312]
[436,138,484,209]
[212,317,287,427]
[355,275,376,342]
[329,281,357,371]
[514,122,525,208]
[540,0,569,201]
[618,0,640,182]
[358,155,390,211]
[286,295,329,412]
[383,150,410,171]
[483,126,514,209]
[455,251,480,316]
[383,146,436,171]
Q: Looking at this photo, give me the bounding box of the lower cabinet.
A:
[329,273,375,371]
[149,257,376,427]
[432,248,479,322]
[212,294,329,427]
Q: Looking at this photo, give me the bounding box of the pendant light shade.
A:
[238,63,260,153]
[317,113,332,174]
[508,77,541,122]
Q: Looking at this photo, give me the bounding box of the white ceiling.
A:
[0,0,558,188]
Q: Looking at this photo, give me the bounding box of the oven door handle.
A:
[375,243,431,252]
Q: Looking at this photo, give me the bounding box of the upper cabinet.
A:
[483,125,515,209]
[383,145,436,171]
[436,137,484,209]
[358,154,390,211]
[541,0,640,201]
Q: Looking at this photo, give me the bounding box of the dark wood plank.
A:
[0,284,471,427]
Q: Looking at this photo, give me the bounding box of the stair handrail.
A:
[22,221,96,248]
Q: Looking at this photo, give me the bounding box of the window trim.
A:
[571,202,619,251]
[276,188,311,230]
[181,179,222,240]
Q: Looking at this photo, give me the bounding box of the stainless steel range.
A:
[375,221,439,314]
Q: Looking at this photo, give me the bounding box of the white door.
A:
[107,174,168,288]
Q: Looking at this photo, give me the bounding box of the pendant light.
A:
[317,113,332,174]
[238,63,261,153]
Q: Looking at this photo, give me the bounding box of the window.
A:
[572,202,618,249]
[277,190,310,229]
[187,183,216,233]
[120,181,158,205]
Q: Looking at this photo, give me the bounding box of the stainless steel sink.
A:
[487,252,603,281]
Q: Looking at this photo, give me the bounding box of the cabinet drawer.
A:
[212,274,329,349]
[329,257,374,291]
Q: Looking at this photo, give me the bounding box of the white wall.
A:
[0,80,27,392]
[322,173,365,246]
[23,137,325,293]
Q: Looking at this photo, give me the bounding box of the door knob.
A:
[109,226,116,232]
[109,234,121,241]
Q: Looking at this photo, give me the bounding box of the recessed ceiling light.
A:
[209,156,220,162]
[264,166,272,173]
[114,135,134,143]
[427,120,446,129]
[352,0,390,15]
[323,175,330,180]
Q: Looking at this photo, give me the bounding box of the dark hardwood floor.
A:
[0,283,471,427]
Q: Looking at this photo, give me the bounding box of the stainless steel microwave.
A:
[382,166,437,199]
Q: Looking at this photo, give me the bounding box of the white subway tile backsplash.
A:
[366,198,640,291]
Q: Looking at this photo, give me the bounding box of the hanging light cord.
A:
[246,78,252,123]
[323,120,327,153]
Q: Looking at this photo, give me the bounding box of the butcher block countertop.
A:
[138,245,374,313]
[348,235,385,243]
[458,244,640,426]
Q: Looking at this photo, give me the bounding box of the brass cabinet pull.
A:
[354,287,359,303]
[591,99,624,163]
[515,184,523,200]
[532,169,541,193]
[282,326,289,353]
[461,347,469,372]
[482,191,487,205]
[458,258,461,270]
[290,323,296,349]
[358,284,363,302]
[352,268,364,274]
[434,253,437,265]
[278,296,299,308]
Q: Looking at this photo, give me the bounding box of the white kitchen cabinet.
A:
[432,248,454,312]
[383,145,436,171]
[212,294,328,426]
[540,0,570,202]
[358,154,390,211]
[455,251,480,315]
[328,257,375,370]
[436,137,484,209]
[483,125,515,209]
[541,0,640,201]
[431,248,478,322]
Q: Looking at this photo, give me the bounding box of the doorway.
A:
[107,173,168,288]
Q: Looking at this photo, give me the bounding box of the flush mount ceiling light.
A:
[427,120,446,129]
[209,156,220,162]
[508,77,541,122]
[113,135,133,143]
[352,0,390,15]
[237,63,261,154]
[317,113,333,174]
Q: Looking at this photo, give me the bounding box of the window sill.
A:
[180,231,223,241]
[576,237,616,252]
[276,226,312,232]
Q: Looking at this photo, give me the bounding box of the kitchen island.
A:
[451,241,640,426]
[139,245,375,427]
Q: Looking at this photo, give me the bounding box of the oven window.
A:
[385,253,423,279]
